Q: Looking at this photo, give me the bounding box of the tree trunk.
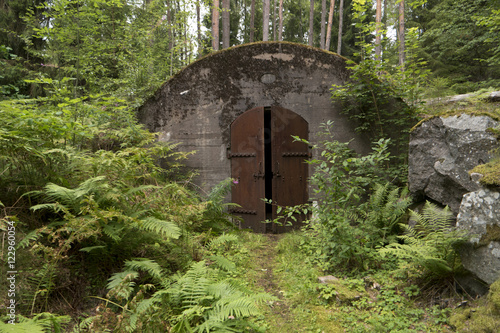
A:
[222,0,230,49]
[308,0,314,46]
[320,0,326,49]
[399,0,405,68]
[375,0,382,61]
[382,0,387,57]
[197,0,202,56]
[273,0,277,40]
[337,0,343,55]
[212,0,219,50]
[263,0,270,41]
[325,0,335,50]
[250,0,256,42]
[278,0,283,41]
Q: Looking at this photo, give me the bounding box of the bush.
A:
[296,124,411,273]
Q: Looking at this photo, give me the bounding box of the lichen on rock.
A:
[457,187,500,285]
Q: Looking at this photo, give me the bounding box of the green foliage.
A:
[0,312,71,333]
[22,0,194,99]
[475,7,500,68]
[297,125,412,272]
[82,258,273,332]
[338,284,430,332]
[420,0,500,86]
[194,178,239,233]
[331,36,422,176]
[450,278,500,332]
[380,201,467,281]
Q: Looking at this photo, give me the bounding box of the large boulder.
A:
[457,188,500,285]
[409,114,499,214]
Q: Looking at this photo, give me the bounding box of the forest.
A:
[1,0,500,332]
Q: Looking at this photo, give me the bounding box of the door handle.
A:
[253,162,265,181]
[275,162,281,177]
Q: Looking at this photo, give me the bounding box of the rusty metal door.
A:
[230,107,266,233]
[230,106,308,233]
[271,106,309,233]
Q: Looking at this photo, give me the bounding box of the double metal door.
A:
[229,106,309,233]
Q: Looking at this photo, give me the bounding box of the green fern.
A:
[30,176,108,213]
[0,313,70,333]
[207,234,239,253]
[362,182,412,243]
[208,255,236,272]
[165,260,275,332]
[379,201,467,279]
[199,178,239,232]
[0,320,46,333]
[138,217,181,239]
[123,259,164,282]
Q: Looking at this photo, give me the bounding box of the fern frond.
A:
[32,312,71,333]
[106,270,139,289]
[194,320,239,333]
[207,234,239,251]
[17,229,43,249]
[30,203,69,214]
[370,182,389,208]
[0,320,45,333]
[102,222,125,242]
[124,259,164,282]
[139,217,181,239]
[206,281,237,300]
[79,245,106,253]
[208,256,236,272]
[124,185,159,197]
[207,178,234,203]
[381,201,466,279]
[134,297,158,314]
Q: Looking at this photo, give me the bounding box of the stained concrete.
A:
[138,42,374,191]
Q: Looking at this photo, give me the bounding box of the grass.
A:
[219,230,457,333]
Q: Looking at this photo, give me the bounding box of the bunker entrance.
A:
[229,106,309,233]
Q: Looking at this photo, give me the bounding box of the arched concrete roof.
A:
[138,42,371,190]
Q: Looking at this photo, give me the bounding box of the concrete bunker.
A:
[138,42,375,232]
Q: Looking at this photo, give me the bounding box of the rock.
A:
[425,93,475,106]
[457,188,500,285]
[409,114,499,214]
[318,275,339,284]
[487,91,500,103]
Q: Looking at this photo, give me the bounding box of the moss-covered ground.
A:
[223,231,461,332]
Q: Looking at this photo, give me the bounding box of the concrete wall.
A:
[138,42,372,191]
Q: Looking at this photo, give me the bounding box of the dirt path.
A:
[243,233,342,333]
[252,234,292,326]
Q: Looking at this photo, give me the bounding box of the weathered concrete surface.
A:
[408,114,499,214]
[138,42,374,191]
[457,188,500,285]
